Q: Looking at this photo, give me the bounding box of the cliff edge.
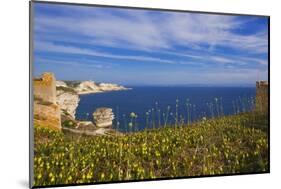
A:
[33,73,61,131]
[34,72,129,135]
[57,80,129,95]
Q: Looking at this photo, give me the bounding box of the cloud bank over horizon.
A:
[33,3,269,86]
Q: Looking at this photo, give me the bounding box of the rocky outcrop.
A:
[56,80,129,95]
[33,73,61,131]
[62,108,121,136]
[75,81,101,94]
[56,87,79,119]
[34,72,57,104]
[56,80,68,88]
[34,100,61,131]
[55,80,128,120]
[93,108,114,128]
[34,72,126,136]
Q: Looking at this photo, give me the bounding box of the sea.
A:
[76,87,256,132]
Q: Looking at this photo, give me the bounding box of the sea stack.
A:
[93,108,114,128]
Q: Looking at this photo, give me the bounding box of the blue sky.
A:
[33,3,268,86]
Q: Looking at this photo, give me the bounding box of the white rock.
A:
[56,80,68,87]
[75,81,100,93]
[74,81,128,94]
[93,108,114,128]
[55,80,129,120]
[56,89,80,119]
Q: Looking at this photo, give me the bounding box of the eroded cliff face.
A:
[34,100,61,131]
[33,73,61,131]
[98,83,127,92]
[55,80,129,120]
[34,73,127,134]
[56,88,80,119]
[57,80,129,95]
[75,81,100,94]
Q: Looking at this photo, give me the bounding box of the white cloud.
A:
[35,57,109,69]
[34,7,268,54]
[34,39,268,70]
[33,5,268,84]
[162,13,267,54]
[34,41,175,64]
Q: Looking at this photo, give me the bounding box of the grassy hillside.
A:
[33,112,268,187]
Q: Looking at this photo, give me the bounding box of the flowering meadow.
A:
[33,111,268,187]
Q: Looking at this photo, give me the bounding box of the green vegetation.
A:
[62,120,77,128]
[56,86,77,94]
[33,112,268,187]
[63,81,82,88]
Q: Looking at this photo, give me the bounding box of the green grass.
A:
[33,112,268,187]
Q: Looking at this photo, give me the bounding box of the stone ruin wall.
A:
[33,72,61,131]
[256,81,268,113]
[34,72,56,104]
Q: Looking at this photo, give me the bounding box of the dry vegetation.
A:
[33,112,268,187]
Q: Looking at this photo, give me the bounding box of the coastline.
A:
[77,87,132,95]
[56,79,132,131]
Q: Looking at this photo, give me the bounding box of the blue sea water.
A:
[76,87,256,132]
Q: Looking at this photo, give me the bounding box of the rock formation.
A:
[98,82,127,92]
[56,87,79,119]
[56,80,129,95]
[55,80,127,123]
[33,73,61,131]
[33,101,61,131]
[34,72,57,104]
[93,108,114,128]
[56,80,68,88]
[75,81,101,94]
[33,72,127,135]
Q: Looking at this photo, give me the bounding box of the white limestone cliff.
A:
[75,81,129,94]
[56,86,80,119]
[55,80,129,119]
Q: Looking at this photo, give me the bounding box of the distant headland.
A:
[56,80,130,95]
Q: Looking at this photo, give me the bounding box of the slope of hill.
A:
[33,112,268,187]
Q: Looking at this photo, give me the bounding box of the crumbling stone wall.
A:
[256,81,268,113]
[33,102,61,131]
[34,72,56,103]
[33,72,61,131]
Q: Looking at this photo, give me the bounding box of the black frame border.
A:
[29,0,270,188]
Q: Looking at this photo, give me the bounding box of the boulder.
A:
[93,108,114,128]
